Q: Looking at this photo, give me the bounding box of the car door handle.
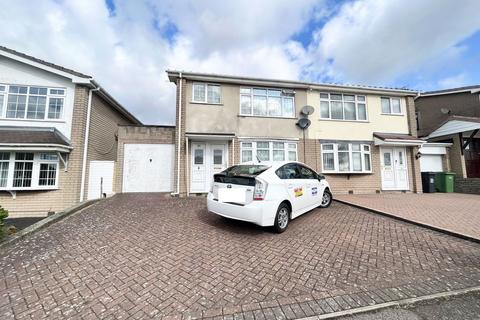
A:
[288,184,294,189]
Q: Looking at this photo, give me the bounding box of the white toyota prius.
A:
[207,161,332,233]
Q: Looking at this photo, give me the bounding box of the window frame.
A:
[319,93,368,122]
[191,82,222,104]
[239,87,295,118]
[320,142,372,174]
[380,96,403,115]
[0,83,66,121]
[0,152,60,191]
[240,141,298,164]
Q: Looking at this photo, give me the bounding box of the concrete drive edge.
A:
[334,199,480,244]
[0,198,102,249]
[297,285,480,320]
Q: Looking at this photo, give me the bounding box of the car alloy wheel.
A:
[274,203,290,233]
[320,190,332,208]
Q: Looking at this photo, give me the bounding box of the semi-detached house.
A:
[0,46,141,217]
[167,71,424,196]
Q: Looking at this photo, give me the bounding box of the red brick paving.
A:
[0,193,479,319]
[336,193,480,241]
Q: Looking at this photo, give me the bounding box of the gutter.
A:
[171,72,183,196]
[79,85,100,202]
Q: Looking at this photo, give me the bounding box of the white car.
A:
[207,161,332,233]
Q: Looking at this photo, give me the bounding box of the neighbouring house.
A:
[0,46,141,217]
[167,71,424,196]
[415,86,480,193]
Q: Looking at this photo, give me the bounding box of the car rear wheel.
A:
[274,203,290,233]
[320,190,332,208]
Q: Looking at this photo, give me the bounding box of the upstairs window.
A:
[381,97,402,114]
[320,93,367,121]
[0,84,65,120]
[192,83,221,104]
[240,88,295,118]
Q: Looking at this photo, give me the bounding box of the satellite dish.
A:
[296,118,311,129]
[301,105,315,115]
[440,108,451,115]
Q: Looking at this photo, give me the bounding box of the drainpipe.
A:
[79,85,100,202]
[171,72,183,196]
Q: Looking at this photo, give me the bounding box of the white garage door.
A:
[123,144,174,192]
[420,154,443,172]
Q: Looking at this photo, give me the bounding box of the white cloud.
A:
[438,73,469,89]
[307,0,480,84]
[0,0,321,124]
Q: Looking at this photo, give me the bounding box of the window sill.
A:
[190,101,223,106]
[238,114,297,120]
[0,187,59,191]
[322,171,373,175]
[0,118,65,123]
[319,118,369,123]
[380,113,404,116]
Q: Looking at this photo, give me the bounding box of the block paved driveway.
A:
[1,194,480,320]
[335,193,480,241]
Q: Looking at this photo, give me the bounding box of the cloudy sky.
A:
[1,0,480,125]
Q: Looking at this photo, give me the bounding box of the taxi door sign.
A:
[294,187,303,197]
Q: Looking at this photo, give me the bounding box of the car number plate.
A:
[218,188,246,203]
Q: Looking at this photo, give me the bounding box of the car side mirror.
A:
[317,174,325,181]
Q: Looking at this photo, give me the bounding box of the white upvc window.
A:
[240,141,297,163]
[240,87,295,118]
[0,152,60,190]
[319,93,367,121]
[192,83,221,104]
[0,84,65,120]
[381,97,402,115]
[321,142,372,173]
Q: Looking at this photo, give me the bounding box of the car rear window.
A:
[213,165,270,186]
[221,165,270,176]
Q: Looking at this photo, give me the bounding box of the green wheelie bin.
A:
[435,172,455,193]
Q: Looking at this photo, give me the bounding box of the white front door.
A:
[380,147,409,190]
[191,143,207,193]
[190,142,228,193]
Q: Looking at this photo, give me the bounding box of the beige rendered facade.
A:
[167,71,424,196]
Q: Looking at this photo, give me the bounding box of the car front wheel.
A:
[274,203,290,233]
[319,190,332,208]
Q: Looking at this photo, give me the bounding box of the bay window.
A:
[381,97,402,114]
[321,143,372,173]
[240,141,297,163]
[192,83,221,104]
[320,93,367,121]
[0,152,59,190]
[240,88,295,118]
[0,84,65,120]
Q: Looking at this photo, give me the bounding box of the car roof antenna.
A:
[256,155,261,163]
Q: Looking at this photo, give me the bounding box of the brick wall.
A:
[0,86,89,217]
[455,178,480,194]
[173,78,188,195]
[115,126,175,192]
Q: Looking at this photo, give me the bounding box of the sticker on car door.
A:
[312,187,318,196]
[294,187,303,197]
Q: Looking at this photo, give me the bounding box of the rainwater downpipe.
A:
[172,72,183,196]
[79,85,100,202]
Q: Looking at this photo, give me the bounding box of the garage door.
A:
[420,154,443,172]
[123,144,174,192]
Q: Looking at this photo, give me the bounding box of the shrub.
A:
[0,205,8,239]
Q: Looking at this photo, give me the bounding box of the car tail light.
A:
[253,179,267,200]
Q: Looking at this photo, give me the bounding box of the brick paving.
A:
[1,193,480,319]
[335,193,480,241]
